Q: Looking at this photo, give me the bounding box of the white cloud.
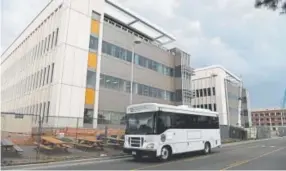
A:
[1,0,285,107]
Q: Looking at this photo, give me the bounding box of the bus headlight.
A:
[161,134,166,142]
[146,143,154,149]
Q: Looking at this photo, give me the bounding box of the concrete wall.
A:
[1,113,34,134]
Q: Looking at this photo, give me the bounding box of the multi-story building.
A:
[1,0,193,129]
[251,108,286,130]
[191,65,251,127]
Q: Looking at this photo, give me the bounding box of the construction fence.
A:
[2,112,286,145]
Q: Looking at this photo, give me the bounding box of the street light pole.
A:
[129,39,141,105]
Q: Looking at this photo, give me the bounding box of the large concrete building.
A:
[191,65,252,127]
[252,108,286,130]
[1,0,193,129]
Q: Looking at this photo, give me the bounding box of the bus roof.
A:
[127,103,218,117]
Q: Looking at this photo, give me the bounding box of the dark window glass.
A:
[204,104,208,109]
[46,65,50,84]
[208,104,212,111]
[46,101,50,123]
[51,32,55,49]
[170,68,174,77]
[126,50,132,62]
[156,111,219,131]
[214,103,217,111]
[213,87,216,96]
[89,36,98,50]
[175,65,182,77]
[102,41,108,53]
[207,88,211,96]
[47,34,51,51]
[196,90,199,97]
[86,70,96,88]
[55,28,59,46]
[84,109,94,124]
[50,63,54,83]
[200,89,203,97]
[200,104,204,108]
[203,88,207,96]
[139,56,146,67]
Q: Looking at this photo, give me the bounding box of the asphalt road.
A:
[5,137,286,170]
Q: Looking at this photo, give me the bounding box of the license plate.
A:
[132,151,136,155]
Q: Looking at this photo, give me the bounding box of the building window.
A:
[55,28,59,46]
[200,89,203,97]
[43,67,47,86]
[46,65,50,84]
[47,34,51,51]
[46,101,50,123]
[212,87,216,96]
[84,109,93,124]
[214,103,217,111]
[50,63,54,83]
[86,70,96,88]
[203,88,207,97]
[89,36,98,50]
[207,88,211,96]
[208,104,212,111]
[51,32,55,49]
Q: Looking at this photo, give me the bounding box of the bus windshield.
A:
[125,112,155,135]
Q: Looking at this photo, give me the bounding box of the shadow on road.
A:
[126,150,220,164]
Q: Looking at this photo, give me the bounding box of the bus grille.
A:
[130,137,143,147]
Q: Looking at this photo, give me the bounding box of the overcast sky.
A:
[1,0,286,109]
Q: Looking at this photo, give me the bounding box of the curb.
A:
[222,136,285,147]
[2,155,131,170]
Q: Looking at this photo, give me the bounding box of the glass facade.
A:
[89,35,174,77]
[100,73,175,101]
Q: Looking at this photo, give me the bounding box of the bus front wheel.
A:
[159,146,171,161]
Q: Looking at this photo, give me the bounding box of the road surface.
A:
[4,137,286,170]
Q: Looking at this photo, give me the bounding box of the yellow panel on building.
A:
[91,19,100,35]
[85,88,95,105]
[88,52,97,69]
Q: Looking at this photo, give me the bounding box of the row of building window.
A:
[84,109,125,125]
[193,103,217,112]
[1,63,55,102]
[99,73,175,101]
[12,101,51,123]
[2,26,59,87]
[88,35,174,77]
[252,112,285,117]
[1,27,59,102]
[29,28,59,62]
[193,87,216,98]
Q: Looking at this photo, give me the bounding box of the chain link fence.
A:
[1,112,126,166]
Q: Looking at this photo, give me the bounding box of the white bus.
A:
[123,103,221,161]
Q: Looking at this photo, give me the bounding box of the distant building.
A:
[191,65,251,127]
[1,0,193,129]
[251,108,286,130]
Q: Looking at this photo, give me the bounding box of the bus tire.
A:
[159,146,171,161]
[203,142,211,155]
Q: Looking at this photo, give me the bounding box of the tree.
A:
[255,0,286,14]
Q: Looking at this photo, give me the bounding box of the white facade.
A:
[1,0,178,129]
[1,0,105,128]
[191,65,244,126]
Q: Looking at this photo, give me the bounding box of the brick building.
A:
[251,108,286,130]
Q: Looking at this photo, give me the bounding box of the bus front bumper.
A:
[123,148,157,157]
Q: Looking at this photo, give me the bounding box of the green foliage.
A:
[255,0,286,14]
